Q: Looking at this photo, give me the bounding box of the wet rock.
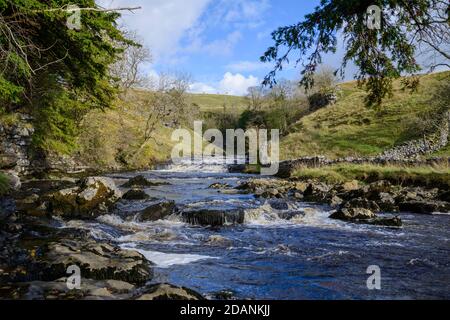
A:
[122,189,150,201]
[205,235,233,247]
[209,183,231,189]
[121,175,169,188]
[303,182,330,202]
[181,209,245,227]
[261,188,280,198]
[0,153,18,169]
[2,170,21,191]
[213,289,237,300]
[1,278,137,300]
[35,240,152,286]
[16,194,49,217]
[134,200,176,222]
[439,190,450,202]
[0,197,15,222]
[343,198,381,212]
[134,283,204,300]
[293,192,304,200]
[277,211,305,220]
[328,195,344,208]
[49,177,122,219]
[330,207,377,221]
[342,180,360,192]
[398,200,450,214]
[268,199,289,210]
[375,192,399,212]
[367,217,403,227]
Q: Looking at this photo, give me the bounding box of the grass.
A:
[77,93,179,170]
[188,94,248,113]
[0,173,9,196]
[281,71,450,160]
[291,163,450,188]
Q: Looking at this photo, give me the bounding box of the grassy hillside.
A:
[291,163,450,188]
[281,71,450,160]
[188,94,248,113]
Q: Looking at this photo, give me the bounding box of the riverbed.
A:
[63,158,450,300]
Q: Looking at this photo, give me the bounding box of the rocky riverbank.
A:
[235,177,450,226]
[0,175,205,300]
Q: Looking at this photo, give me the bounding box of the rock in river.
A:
[122,188,150,200]
[134,283,204,300]
[181,209,245,227]
[121,175,169,188]
[134,200,176,222]
[330,207,377,221]
[36,239,152,285]
[49,177,122,219]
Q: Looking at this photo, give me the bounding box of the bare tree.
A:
[246,86,266,111]
[110,30,152,93]
[129,71,194,161]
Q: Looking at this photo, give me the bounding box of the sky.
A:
[95,0,346,95]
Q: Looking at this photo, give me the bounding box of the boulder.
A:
[205,235,233,247]
[121,175,169,188]
[375,192,399,212]
[50,177,122,219]
[0,153,17,169]
[181,209,245,227]
[0,278,137,300]
[209,183,231,189]
[134,201,176,222]
[399,200,450,214]
[2,171,21,191]
[122,189,150,201]
[16,194,49,217]
[36,240,152,286]
[268,199,289,211]
[134,283,204,300]
[343,198,381,212]
[340,180,360,192]
[303,182,330,202]
[367,217,403,227]
[330,207,377,221]
[328,195,344,208]
[439,190,450,202]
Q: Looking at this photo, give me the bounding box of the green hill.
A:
[188,94,248,113]
[281,71,450,160]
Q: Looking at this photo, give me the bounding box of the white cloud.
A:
[189,82,218,94]
[97,0,211,61]
[219,72,259,96]
[190,72,260,96]
[226,60,268,72]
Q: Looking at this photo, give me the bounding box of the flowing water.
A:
[63,158,450,300]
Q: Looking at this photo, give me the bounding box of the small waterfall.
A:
[157,156,246,173]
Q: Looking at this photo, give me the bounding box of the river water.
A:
[64,158,450,300]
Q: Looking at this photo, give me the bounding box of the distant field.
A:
[188,94,248,113]
[281,71,450,160]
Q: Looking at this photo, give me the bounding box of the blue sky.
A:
[94,1,358,95]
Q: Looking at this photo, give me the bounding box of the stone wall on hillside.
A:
[380,110,450,161]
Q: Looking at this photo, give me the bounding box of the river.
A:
[63,158,450,300]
